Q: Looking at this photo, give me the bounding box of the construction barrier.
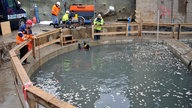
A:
[9,22,192,108]
[92,23,192,40]
[9,29,76,108]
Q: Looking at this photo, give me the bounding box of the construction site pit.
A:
[31,41,192,108]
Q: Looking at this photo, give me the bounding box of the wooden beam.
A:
[142,31,172,34]
[180,23,192,26]
[20,50,32,63]
[12,40,30,52]
[94,31,126,35]
[36,39,60,50]
[27,98,36,108]
[180,32,192,35]
[143,23,173,27]
[32,39,36,59]
[101,24,126,28]
[92,25,94,39]
[10,56,31,84]
[36,29,60,38]
[27,86,76,108]
[61,35,73,38]
[60,33,63,47]
[126,23,128,36]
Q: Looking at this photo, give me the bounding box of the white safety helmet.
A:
[66,10,69,14]
[98,14,101,17]
[56,1,60,6]
[17,1,21,5]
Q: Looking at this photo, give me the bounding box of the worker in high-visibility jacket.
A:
[16,19,35,65]
[62,10,70,27]
[51,1,61,28]
[94,14,104,40]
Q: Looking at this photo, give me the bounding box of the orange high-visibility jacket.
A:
[51,5,60,16]
[16,35,24,44]
[16,35,33,44]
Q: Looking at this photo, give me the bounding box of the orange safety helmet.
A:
[26,19,33,25]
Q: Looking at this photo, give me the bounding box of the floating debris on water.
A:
[31,43,192,108]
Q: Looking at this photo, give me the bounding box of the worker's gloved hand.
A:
[22,37,27,41]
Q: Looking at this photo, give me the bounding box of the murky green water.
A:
[31,43,192,108]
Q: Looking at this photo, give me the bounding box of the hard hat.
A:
[17,1,21,5]
[56,1,60,6]
[26,19,33,26]
[98,14,101,17]
[66,11,69,13]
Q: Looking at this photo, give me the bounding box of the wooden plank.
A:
[142,31,172,34]
[28,98,36,108]
[63,40,77,44]
[138,22,141,36]
[180,23,192,26]
[1,21,11,35]
[61,35,72,38]
[92,25,94,39]
[129,31,139,34]
[36,39,60,50]
[94,31,126,35]
[27,86,76,108]
[32,39,36,59]
[20,50,32,63]
[36,29,60,38]
[101,24,126,28]
[50,98,76,108]
[12,40,31,52]
[172,24,175,38]
[9,50,17,57]
[60,33,63,47]
[143,23,173,27]
[58,28,62,47]
[11,56,31,84]
[180,32,192,35]
[126,23,128,36]
[129,23,139,26]
[61,29,71,35]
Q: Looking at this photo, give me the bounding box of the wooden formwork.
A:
[91,22,192,40]
[9,29,77,108]
[9,22,192,108]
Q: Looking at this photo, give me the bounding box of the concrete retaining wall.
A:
[165,40,192,68]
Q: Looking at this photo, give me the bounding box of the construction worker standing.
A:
[16,19,34,65]
[94,14,104,40]
[51,1,61,28]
